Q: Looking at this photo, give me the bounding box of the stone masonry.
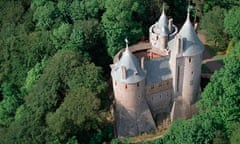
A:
[110,8,204,138]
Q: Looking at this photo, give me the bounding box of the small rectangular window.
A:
[177,66,180,92]
[189,58,192,63]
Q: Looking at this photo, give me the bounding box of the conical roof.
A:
[158,9,168,27]
[153,8,169,36]
[178,13,204,56]
[111,43,145,84]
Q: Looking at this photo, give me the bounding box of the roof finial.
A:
[162,2,165,13]
[125,38,129,51]
[161,1,167,15]
[187,1,192,21]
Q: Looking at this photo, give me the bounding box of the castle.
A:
[110,8,204,137]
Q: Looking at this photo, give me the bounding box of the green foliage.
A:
[102,0,144,57]
[213,131,229,144]
[230,123,240,144]
[32,1,57,30]
[51,136,79,144]
[167,0,188,23]
[23,58,46,91]
[3,0,239,143]
[200,6,229,51]
[202,0,240,13]
[90,125,114,143]
[51,23,73,49]
[0,0,110,143]
[226,39,234,55]
[2,50,108,143]
[0,1,25,24]
[50,22,85,52]
[198,42,240,137]
[192,0,204,22]
[224,8,240,39]
[70,0,104,20]
[160,117,215,144]
[0,83,23,126]
[46,87,100,139]
[150,19,240,144]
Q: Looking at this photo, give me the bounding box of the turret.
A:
[111,39,156,137]
[170,34,184,98]
[149,7,170,54]
[177,9,204,104]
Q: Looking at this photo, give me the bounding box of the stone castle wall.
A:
[145,79,173,118]
[182,54,202,104]
[113,78,156,137]
[112,79,145,112]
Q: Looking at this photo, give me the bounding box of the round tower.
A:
[111,40,156,137]
[178,11,204,104]
[149,8,169,53]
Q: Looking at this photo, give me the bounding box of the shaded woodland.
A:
[0,0,239,143]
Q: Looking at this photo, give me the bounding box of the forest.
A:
[0,0,239,143]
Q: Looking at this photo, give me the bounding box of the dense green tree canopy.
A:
[200,6,229,51]
[102,0,145,57]
[2,50,107,143]
[0,0,239,143]
[224,8,240,39]
[202,0,240,12]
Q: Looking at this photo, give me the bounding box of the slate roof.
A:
[178,13,204,56]
[153,9,169,36]
[145,56,172,84]
[111,48,146,84]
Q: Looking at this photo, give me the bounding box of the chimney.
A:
[168,18,173,33]
[121,66,126,80]
[141,57,145,70]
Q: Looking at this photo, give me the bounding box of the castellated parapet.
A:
[111,9,204,138]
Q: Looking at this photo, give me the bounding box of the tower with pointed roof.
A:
[149,6,178,56]
[111,6,204,138]
[170,8,204,105]
[149,6,168,54]
[111,39,156,137]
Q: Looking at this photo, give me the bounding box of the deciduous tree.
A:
[102,0,144,57]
